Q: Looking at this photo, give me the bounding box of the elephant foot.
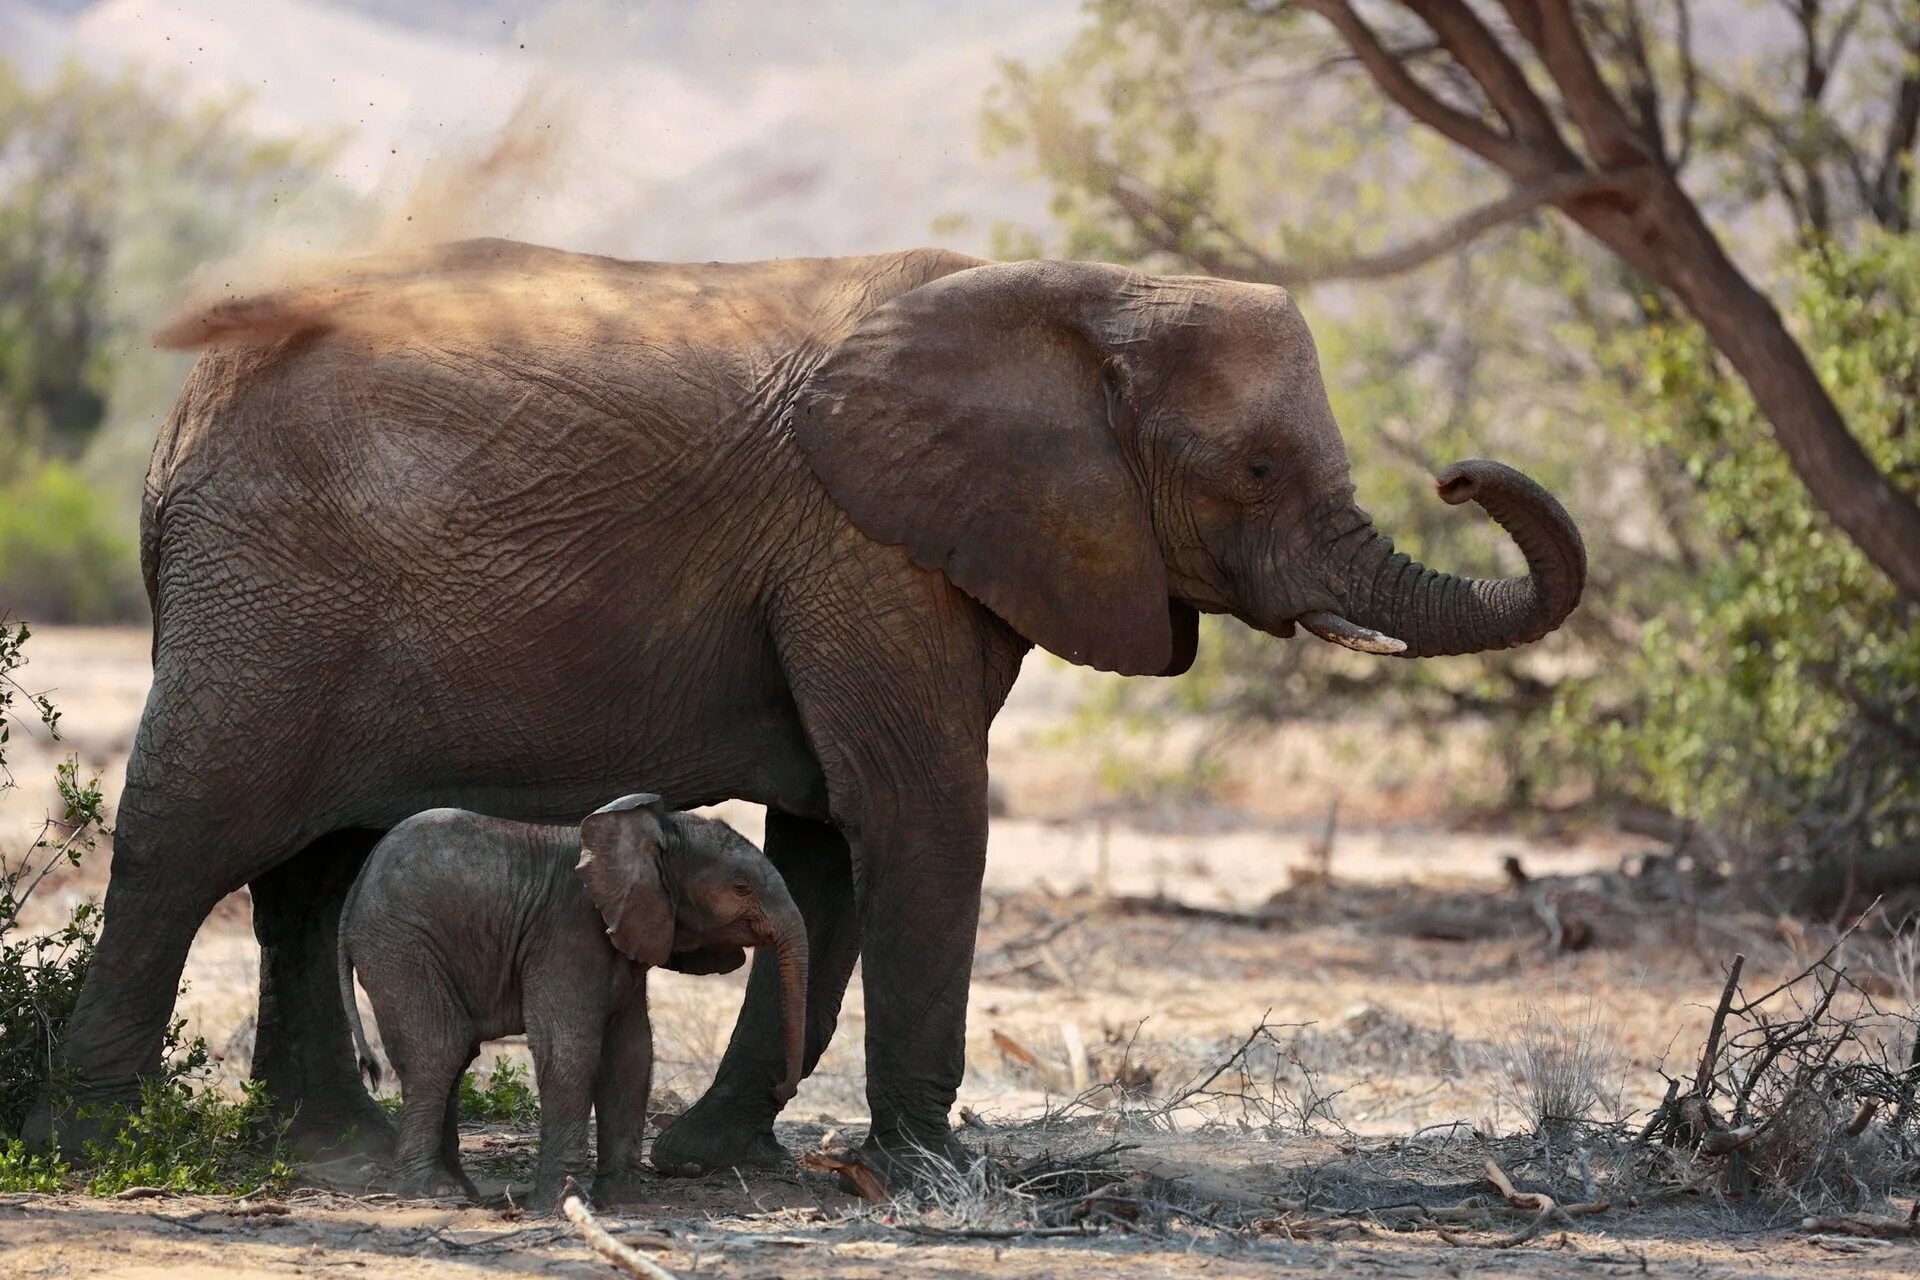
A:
[589,1170,653,1208]
[21,1081,142,1158]
[395,1167,471,1202]
[853,1127,977,1197]
[651,1105,787,1177]
[281,1091,398,1162]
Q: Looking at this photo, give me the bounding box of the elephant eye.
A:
[1247,457,1274,480]
[731,881,753,898]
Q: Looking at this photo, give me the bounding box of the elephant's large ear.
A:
[794,260,1183,676]
[576,793,673,968]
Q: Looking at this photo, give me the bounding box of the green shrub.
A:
[0,461,144,624]
[70,1078,291,1195]
[1,620,109,1137]
[1,618,288,1193]
[1549,235,1920,866]
[458,1055,539,1124]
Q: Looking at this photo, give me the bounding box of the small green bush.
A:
[72,1079,291,1195]
[458,1055,539,1124]
[1,618,288,1194]
[0,461,144,624]
[1,621,109,1138]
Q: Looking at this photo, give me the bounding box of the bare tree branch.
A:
[1673,0,1699,169]
[1413,0,1573,154]
[1281,0,1920,602]
[1295,0,1537,172]
[1112,168,1630,287]
[1617,0,1672,162]
[1874,16,1920,228]
[1506,0,1659,167]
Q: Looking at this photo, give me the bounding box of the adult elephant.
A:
[31,240,1584,1173]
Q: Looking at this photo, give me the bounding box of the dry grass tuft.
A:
[1497,1005,1625,1137]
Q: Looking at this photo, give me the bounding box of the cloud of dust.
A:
[150,0,1075,349]
[156,3,611,347]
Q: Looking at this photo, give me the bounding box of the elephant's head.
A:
[794,259,1585,674]
[577,794,809,1101]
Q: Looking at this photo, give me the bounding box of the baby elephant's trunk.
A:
[765,895,810,1104]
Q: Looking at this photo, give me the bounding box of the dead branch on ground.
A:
[561,1180,680,1280]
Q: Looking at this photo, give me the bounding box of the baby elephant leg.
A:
[592,994,654,1205]
[440,1065,481,1200]
[381,993,477,1199]
[527,1014,601,1212]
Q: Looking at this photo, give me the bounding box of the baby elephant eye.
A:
[731,881,753,898]
[1248,458,1274,480]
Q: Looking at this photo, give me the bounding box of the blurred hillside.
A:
[3,0,1075,259]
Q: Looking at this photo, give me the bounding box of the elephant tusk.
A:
[1298,610,1407,656]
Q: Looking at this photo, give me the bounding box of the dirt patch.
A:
[5,1123,1916,1279]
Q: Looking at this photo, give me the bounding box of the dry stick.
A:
[1800,1212,1920,1239]
[894,1223,1099,1240]
[1436,1203,1559,1250]
[1735,911,1873,1015]
[1694,953,1746,1097]
[1156,1014,1298,1116]
[561,1182,680,1280]
[1636,1078,1680,1145]
[1890,1011,1920,1139]
[1844,1099,1879,1136]
[1731,970,1844,1128]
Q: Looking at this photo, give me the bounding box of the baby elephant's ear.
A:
[576,793,673,967]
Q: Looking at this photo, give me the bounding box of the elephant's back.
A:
[346,809,568,937]
[145,240,982,582]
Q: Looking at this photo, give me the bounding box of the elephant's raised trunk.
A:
[1305,459,1586,659]
[763,896,810,1104]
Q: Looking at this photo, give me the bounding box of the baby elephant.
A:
[337,794,808,1208]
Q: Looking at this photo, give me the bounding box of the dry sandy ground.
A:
[4,626,1915,1278]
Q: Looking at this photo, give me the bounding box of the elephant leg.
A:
[389,1046,470,1200]
[852,800,988,1174]
[591,994,653,1204]
[652,810,860,1176]
[369,971,472,1200]
[527,1021,600,1214]
[249,829,396,1157]
[21,860,224,1154]
[441,1059,480,1200]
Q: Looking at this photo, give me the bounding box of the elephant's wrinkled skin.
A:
[33,240,1584,1175]
[339,794,806,1207]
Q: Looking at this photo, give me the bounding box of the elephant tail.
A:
[337,928,383,1091]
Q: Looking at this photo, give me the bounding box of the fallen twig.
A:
[1430,1158,1607,1249]
[561,1180,680,1280]
[1252,1213,1373,1240]
[1109,894,1283,929]
[1799,1211,1919,1239]
[893,1222,1101,1240]
[1436,1203,1559,1250]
